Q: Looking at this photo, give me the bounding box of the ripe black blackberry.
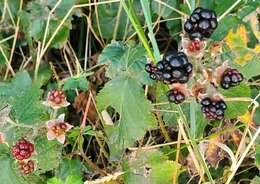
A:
[200,97,227,120]
[12,138,34,160]
[167,89,185,104]
[184,7,218,40]
[220,68,243,89]
[145,52,192,84]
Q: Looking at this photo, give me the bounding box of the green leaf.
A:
[97,42,156,156]
[47,175,83,184]
[211,16,239,41]
[0,70,32,97]
[0,156,43,184]
[199,0,215,10]
[97,76,156,156]
[12,84,45,124]
[219,83,251,119]
[256,144,260,169]
[99,42,152,85]
[237,2,260,19]
[92,1,142,40]
[123,150,179,184]
[35,63,52,86]
[47,0,75,18]
[190,101,207,138]
[55,159,83,181]
[151,0,177,18]
[21,1,73,48]
[34,136,62,174]
[0,156,25,184]
[47,178,63,184]
[0,71,46,124]
[252,176,260,184]
[214,0,236,15]
[65,175,83,184]
[231,58,260,79]
[63,75,88,91]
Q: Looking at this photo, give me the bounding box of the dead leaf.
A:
[73,88,98,124]
[231,129,243,147]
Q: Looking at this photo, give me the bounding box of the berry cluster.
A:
[18,160,35,175]
[12,139,34,160]
[143,6,245,121]
[220,68,243,89]
[167,89,185,104]
[184,7,218,40]
[48,89,66,105]
[145,52,193,84]
[200,97,227,120]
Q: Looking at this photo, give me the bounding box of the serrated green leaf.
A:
[219,83,251,119]
[12,84,45,124]
[97,42,156,156]
[34,136,62,174]
[99,42,152,85]
[0,71,46,124]
[123,150,179,184]
[0,70,32,97]
[97,76,156,156]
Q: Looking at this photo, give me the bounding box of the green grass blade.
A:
[121,0,156,63]
[140,0,161,61]
[190,99,196,138]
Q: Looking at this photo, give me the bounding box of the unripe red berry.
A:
[12,139,34,160]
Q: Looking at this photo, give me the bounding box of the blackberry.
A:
[18,160,35,176]
[145,63,157,73]
[145,52,192,84]
[220,68,243,89]
[167,89,185,104]
[12,138,34,160]
[200,98,227,120]
[184,7,218,40]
